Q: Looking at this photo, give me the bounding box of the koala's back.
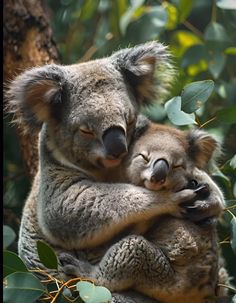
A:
[140,216,219,303]
[18,172,48,270]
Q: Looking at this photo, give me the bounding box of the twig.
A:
[182,20,204,39]
[218,283,236,293]
[199,116,217,128]
[211,0,217,23]
[220,241,230,245]
[224,205,236,211]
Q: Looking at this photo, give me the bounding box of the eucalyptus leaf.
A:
[36,240,58,270]
[178,0,193,22]
[232,294,236,303]
[230,155,236,170]
[230,217,236,254]
[225,47,236,55]
[181,80,214,113]
[4,272,45,303]
[125,5,167,43]
[216,0,236,10]
[165,97,196,126]
[3,225,16,249]
[204,22,230,43]
[80,0,100,21]
[77,281,112,303]
[181,44,208,68]
[208,51,226,79]
[165,2,178,30]
[119,0,145,35]
[3,251,28,278]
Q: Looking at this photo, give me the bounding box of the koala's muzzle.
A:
[102,127,128,159]
[151,159,169,183]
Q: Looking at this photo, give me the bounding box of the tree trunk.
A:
[4,0,59,178]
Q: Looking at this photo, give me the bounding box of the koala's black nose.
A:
[102,127,128,159]
[151,159,169,183]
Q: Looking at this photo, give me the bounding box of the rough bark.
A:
[4,0,59,178]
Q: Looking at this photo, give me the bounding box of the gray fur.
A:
[60,122,227,303]
[7,42,198,301]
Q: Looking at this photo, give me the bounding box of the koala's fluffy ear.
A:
[187,129,220,169]
[111,41,175,106]
[6,64,65,132]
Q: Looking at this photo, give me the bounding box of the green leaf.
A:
[36,240,58,270]
[181,44,208,68]
[4,272,45,303]
[230,217,236,254]
[230,155,236,170]
[164,2,178,30]
[204,22,230,43]
[127,6,168,42]
[3,225,16,249]
[208,50,226,79]
[119,0,145,35]
[3,251,28,278]
[178,0,193,22]
[218,106,236,124]
[142,104,166,122]
[165,97,196,126]
[225,47,236,55]
[181,80,214,113]
[216,0,236,10]
[76,281,112,303]
[79,0,100,21]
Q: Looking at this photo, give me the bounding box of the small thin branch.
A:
[199,116,217,128]
[182,20,204,39]
[227,209,235,218]
[224,204,236,211]
[220,240,230,245]
[211,0,217,22]
[78,46,97,63]
[194,114,202,127]
[218,283,236,293]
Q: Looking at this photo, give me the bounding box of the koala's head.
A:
[126,116,219,192]
[7,42,174,171]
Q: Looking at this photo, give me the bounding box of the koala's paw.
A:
[180,184,223,222]
[173,188,197,204]
[168,188,197,218]
[58,252,91,278]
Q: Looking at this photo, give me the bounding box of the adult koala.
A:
[8,42,197,302]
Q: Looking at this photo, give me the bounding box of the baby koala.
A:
[60,116,226,303]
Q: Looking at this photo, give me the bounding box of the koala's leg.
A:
[60,235,173,292]
[112,291,159,303]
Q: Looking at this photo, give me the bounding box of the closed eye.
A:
[79,126,95,137]
[138,153,149,162]
[172,164,185,170]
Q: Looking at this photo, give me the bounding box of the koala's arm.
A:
[39,168,196,250]
[59,235,173,292]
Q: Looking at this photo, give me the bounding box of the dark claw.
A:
[183,205,199,210]
[180,201,196,208]
[194,184,210,200]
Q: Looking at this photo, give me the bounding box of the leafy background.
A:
[4,0,236,297]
